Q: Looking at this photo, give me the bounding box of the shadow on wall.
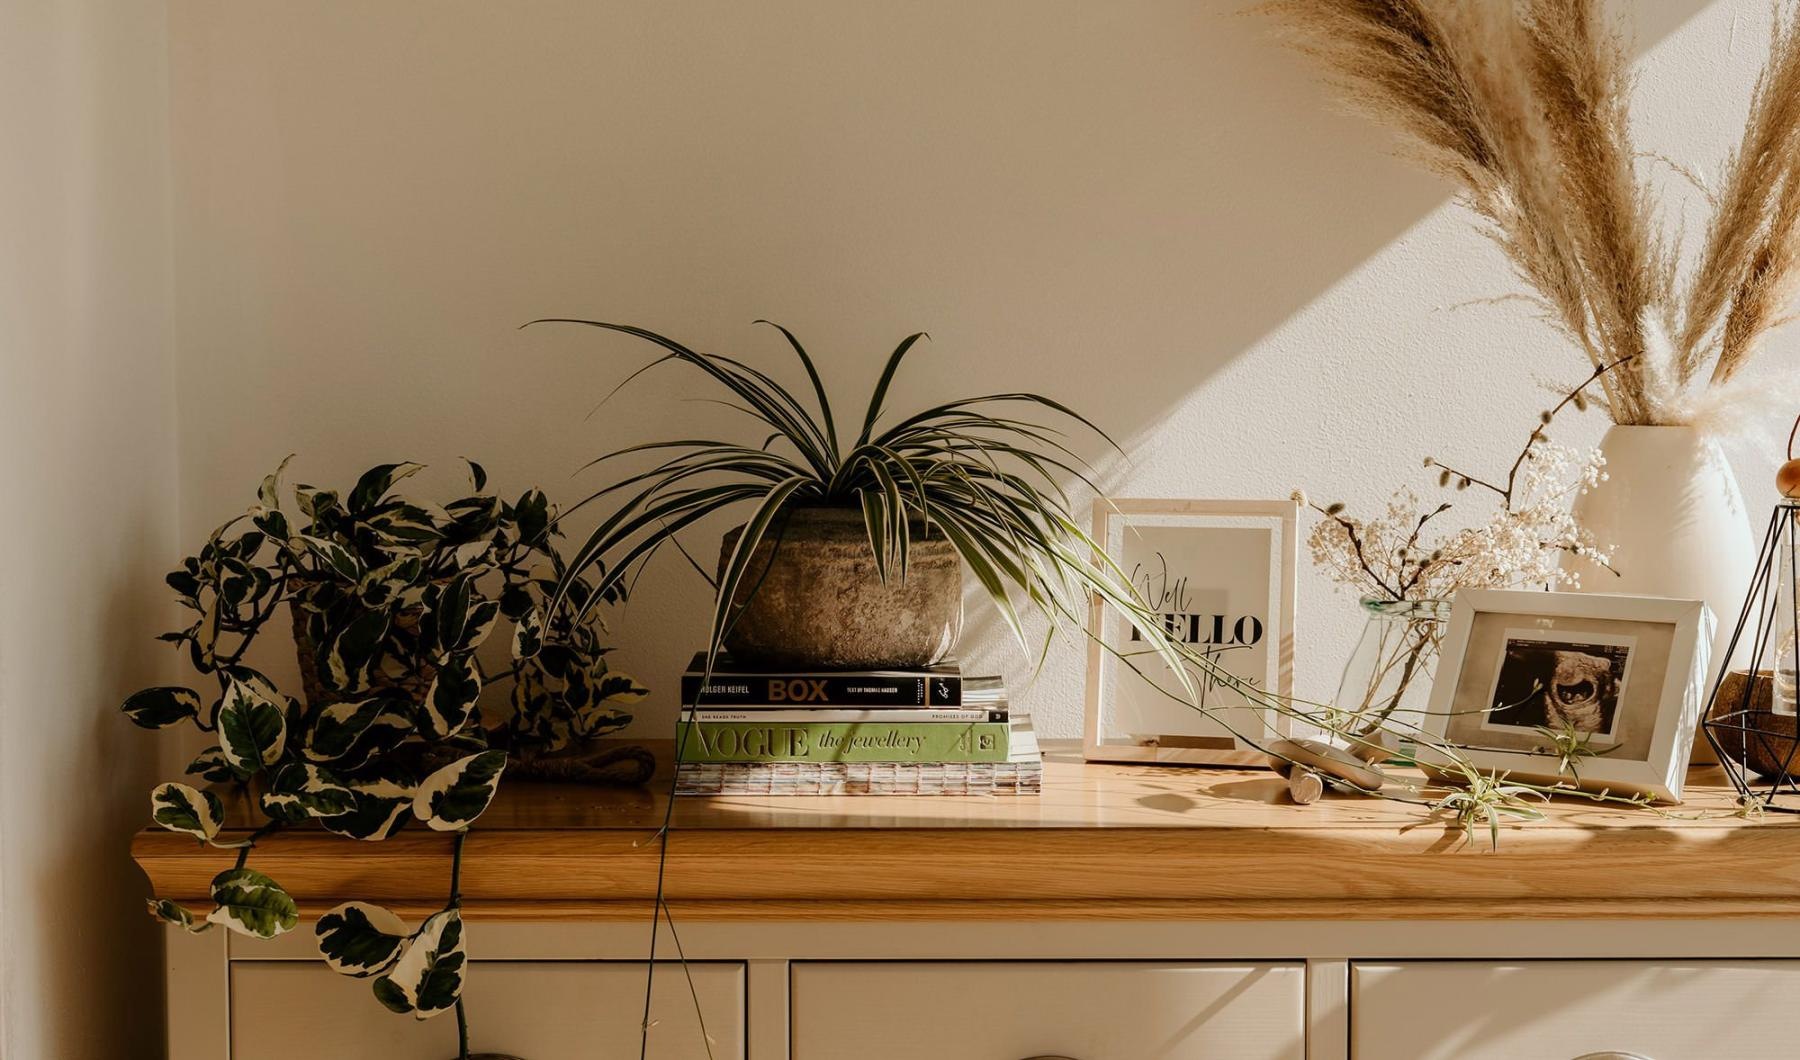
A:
[1013,0,1718,467]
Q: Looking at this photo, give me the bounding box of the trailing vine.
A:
[126,459,650,1039]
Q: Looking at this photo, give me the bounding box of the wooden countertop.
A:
[131,746,1800,921]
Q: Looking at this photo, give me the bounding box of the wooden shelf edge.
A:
[130,761,1800,923]
[220,897,1800,923]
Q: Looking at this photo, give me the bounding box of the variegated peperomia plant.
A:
[124,458,648,1041]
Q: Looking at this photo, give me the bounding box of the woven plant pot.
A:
[292,608,655,788]
[717,506,963,670]
[291,610,433,711]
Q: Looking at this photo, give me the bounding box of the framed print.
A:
[1083,499,1297,766]
[1415,590,1714,803]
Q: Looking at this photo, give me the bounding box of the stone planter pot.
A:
[716,506,963,669]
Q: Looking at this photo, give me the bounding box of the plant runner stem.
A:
[451,829,469,1060]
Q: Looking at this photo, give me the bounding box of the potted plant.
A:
[532,319,1208,683]
[124,458,648,1054]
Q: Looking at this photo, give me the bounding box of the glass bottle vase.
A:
[1332,597,1451,759]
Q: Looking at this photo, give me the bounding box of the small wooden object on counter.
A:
[1286,768,1325,805]
[1264,737,1386,792]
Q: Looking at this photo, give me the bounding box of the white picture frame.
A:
[1083,499,1297,766]
[1414,589,1714,804]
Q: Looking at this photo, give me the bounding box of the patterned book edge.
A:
[674,760,1043,796]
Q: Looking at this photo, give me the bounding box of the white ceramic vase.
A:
[1563,424,1756,688]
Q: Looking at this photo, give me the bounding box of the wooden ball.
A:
[1779,458,1800,499]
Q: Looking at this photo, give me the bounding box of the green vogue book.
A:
[675,720,1010,763]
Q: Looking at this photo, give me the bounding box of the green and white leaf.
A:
[294,485,340,520]
[371,908,466,1019]
[216,677,286,775]
[258,453,295,511]
[147,897,213,934]
[122,686,202,729]
[320,794,412,842]
[511,607,543,660]
[364,503,448,551]
[299,534,363,581]
[430,573,473,656]
[348,462,427,512]
[513,488,551,544]
[453,600,501,654]
[260,763,356,822]
[595,670,650,704]
[322,609,390,693]
[321,767,418,842]
[185,746,235,784]
[443,537,493,573]
[205,868,299,939]
[420,654,482,740]
[150,782,224,842]
[302,697,412,769]
[315,901,410,978]
[344,768,418,801]
[412,750,507,831]
[216,556,264,609]
[359,556,423,607]
[192,593,221,669]
[223,665,285,710]
[252,505,289,540]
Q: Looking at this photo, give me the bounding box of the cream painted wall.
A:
[165,0,1794,742]
[0,1,177,1056]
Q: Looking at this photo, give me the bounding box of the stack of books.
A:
[671,652,1042,796]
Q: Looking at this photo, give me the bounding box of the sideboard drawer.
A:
[229,960,744,1059]
[1353,960,1800,1059]
[791,960,1305,1060]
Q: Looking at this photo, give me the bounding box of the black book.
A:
[681,652,966,706]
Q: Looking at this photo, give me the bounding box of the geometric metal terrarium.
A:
[1702,463,1800,811]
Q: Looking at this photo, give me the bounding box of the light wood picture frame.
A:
[1083,498,1297,766]
[1414,590,1714,803]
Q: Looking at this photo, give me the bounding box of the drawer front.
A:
[792,961,1305,1060]
[230,960,744,1059]
[1353,960,1800,1060]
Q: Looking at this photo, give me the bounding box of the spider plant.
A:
[1531,721,1617,782]
[532,318,1201,693]
[1429,760,1551,851]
